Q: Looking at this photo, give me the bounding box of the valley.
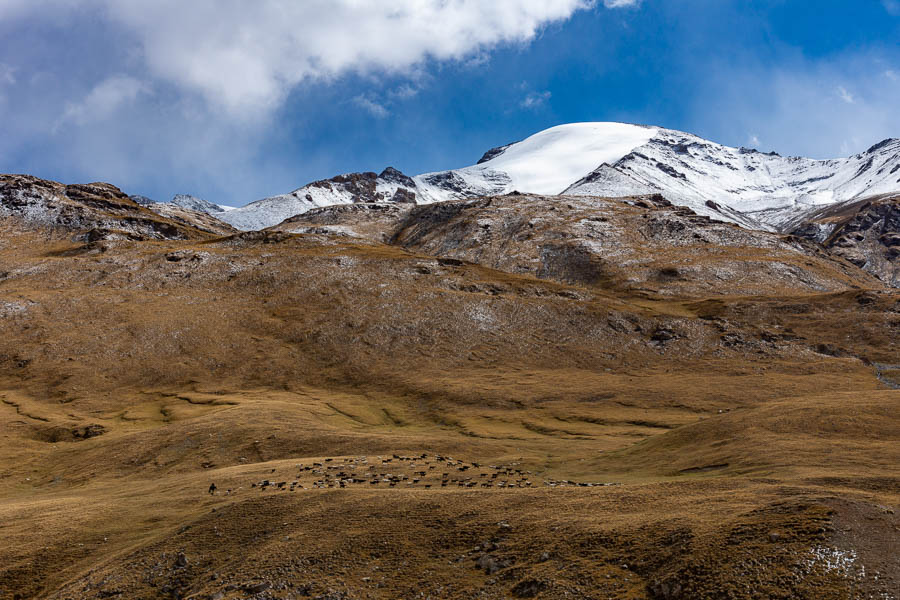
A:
[0,125,898,599]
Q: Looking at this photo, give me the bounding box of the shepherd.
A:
[208,482,217,495]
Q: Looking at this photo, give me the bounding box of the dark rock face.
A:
[306,168,418,205]
[392,187,416,203]
[865,138,900,155]
[422,170,470,193]
[310,172,380,204]
[655,162,687,180]
[791,195,899,288]
[537,242,617,287]
[392,188,416,204]
[129,194,156,206]
[511,579,547,598]
[74,424,107,440]
[476,141,518,164]
[378,166,416,188]
[824,199,899,287]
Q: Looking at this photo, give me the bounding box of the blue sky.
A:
[1,0,899,206]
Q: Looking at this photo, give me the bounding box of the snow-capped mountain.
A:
[413,122,658,202]
[131,193,234,215]
[563,129,900,231]
[219,168,416,231]
[217,122,900,231]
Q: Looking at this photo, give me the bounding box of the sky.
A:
[1,0,899,207]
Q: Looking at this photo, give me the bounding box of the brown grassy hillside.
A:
[0,179,898,599]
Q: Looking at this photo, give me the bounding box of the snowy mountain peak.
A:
[412,122,658,203]
[216,121,900,232]
[554,124,900,230]
[863,138,900,155]
[477,122,657,195]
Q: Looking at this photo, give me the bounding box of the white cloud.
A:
[351,83,423,118]
[747,134,760,147]
[0,0,595,205]
[689,52,900,158]
[0,1,592,116]
[353,95,389,119]
[883,0,900,16]
[389,84,421,100]
[463,52,492,69]
[60,75,148,126]
[87,0,593,115]
[604,0,640,7]
[520,90,552,109]
[836,85,855,104]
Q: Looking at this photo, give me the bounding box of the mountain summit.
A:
[216,122,900,233]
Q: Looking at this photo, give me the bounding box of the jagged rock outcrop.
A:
[0,174,212,240]
[388,192,881,296]
[268,202,413,242]
[790,194,899,287]
[265,189,886,296]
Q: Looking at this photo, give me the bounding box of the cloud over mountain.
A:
[22,0,592,115]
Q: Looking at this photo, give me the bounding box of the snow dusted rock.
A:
[146,202,238,237]
[170,194,226,214]
[130,193,235,232]
[0,174,216,240]
[132,192,227,215]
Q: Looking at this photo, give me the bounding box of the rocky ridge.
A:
[271,192,882,295]
[219,167,418,231]
[790,194,900,287]
[0,174,213,241]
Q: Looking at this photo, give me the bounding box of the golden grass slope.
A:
[0,179,898,599]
